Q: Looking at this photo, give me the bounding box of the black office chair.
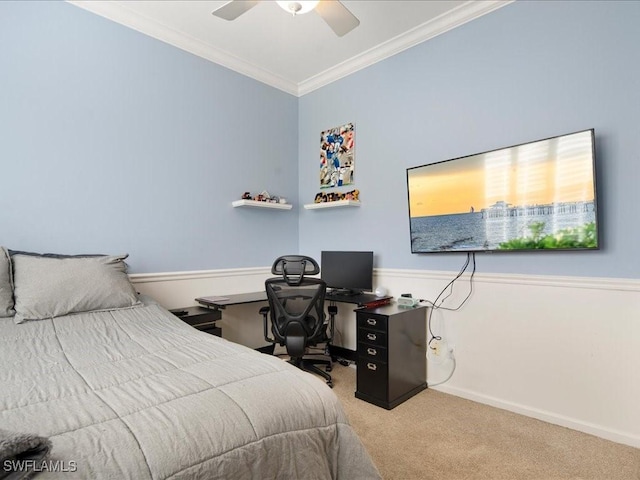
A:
[260,255,337,387]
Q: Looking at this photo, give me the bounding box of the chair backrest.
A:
[271,255,320,285]
[265,256,327,358]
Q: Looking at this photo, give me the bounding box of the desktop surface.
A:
[196,292,267,308]
[197,290,390,308]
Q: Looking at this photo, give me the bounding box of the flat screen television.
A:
[407,129,599,253]
[320,251,373,295]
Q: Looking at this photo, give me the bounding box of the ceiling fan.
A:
[211,1,360,37]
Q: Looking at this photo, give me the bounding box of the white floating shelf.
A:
[303,200,361,210]
[232,200,292,210]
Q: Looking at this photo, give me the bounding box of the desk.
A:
[195,291,392,361]
[196,291,390,309]
[196,292,273,352]
[196,292,427,409]
[196,292,267,309]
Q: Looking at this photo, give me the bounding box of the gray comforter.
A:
[0,297,380,479]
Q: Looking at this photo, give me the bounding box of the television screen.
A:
[407,129,599,253]
[320,251,373,295]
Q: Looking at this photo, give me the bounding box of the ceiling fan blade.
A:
[314,0,360,37]
[211,1,259,21]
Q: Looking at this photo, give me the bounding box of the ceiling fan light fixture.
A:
[276,1,319,16]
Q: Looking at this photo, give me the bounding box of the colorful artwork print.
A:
[320,123,355,188]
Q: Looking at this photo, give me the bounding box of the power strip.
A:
[397,296,420,307]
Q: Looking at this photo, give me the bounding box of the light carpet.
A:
[328,364,640,480]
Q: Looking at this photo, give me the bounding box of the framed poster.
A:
[320,123,355,188]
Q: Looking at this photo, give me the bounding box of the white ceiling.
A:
[69,0,511,96]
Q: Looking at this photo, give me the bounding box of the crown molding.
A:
[67,1,299,96]
[298,1,513,96]
[67,0,512,98]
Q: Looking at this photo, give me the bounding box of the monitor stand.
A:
[328,288,363,297]
[326,289,388,306]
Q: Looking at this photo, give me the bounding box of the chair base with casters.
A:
[289,346,333,387]
[261,304,337,387]
[260,255,337,388]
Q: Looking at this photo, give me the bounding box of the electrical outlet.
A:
[430,339,451,358]
[427,339,453,365]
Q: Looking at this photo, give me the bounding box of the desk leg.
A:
[255,344,276,355]
[329,344,357,364]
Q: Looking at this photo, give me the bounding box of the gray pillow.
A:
[13,254,141,324]
[0,247,15,317]
[8,249,105,258]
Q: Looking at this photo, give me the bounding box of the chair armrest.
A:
[260,306,275,344]
[326,305,337,341]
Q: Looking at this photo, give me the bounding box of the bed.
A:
[0,248,381,479]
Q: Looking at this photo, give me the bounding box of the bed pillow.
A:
[8,249,105,258]
[0,247,15,317]
[12,253,141,324]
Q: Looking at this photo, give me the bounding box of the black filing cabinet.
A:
[170,306,222,337]
[355,304,427,409]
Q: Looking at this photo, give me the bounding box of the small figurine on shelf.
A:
[241,190,287,203]
[312,189,360,203]
[259,190,271,202]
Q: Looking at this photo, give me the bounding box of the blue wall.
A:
[0,1,299,273]
[299,0,640,279]
[2,1,639,279]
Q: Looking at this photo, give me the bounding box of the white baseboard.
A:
[433,384,640,448]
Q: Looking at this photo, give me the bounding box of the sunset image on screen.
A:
[408,131,595,218]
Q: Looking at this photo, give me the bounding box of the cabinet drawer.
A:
[171,307,221,326]
[358,342,388,362]
[199,325,222,337]
[357,358,388,400]
[182,314,220,327]
[357,329,387,348]
[357,313,388,332]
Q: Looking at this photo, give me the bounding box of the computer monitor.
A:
[320,251,374,295]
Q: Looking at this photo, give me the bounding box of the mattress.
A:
[0,296,380,479]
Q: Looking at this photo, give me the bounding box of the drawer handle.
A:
[366,318,377,326]
[366,333,377,341]
[367,347,377,356]
[367,362,377,371]
[191,321,217,328]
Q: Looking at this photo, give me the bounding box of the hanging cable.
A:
[428,355,457,388]
[420,253,476,349]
